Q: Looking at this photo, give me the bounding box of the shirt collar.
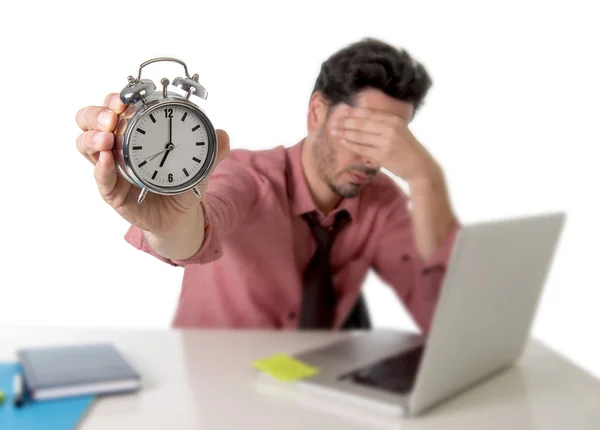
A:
[285,139,360,222]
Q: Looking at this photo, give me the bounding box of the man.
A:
[75,37,460,334]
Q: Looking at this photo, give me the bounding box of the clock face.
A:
[127,104,212,189]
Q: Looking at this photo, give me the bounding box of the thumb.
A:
[189,128,230,200]
[215,129,230,166]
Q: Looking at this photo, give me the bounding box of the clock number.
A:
[168,173,174,183]
[164,108,173,118]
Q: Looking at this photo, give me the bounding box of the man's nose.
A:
[362,157,378,169]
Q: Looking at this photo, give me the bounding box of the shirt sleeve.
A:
[371,187,460,335]
[123,150,264,267]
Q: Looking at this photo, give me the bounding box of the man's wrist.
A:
[407,164,445,195]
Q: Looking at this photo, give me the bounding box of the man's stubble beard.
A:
[312,125,364,199]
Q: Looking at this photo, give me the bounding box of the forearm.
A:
[142,204,206,261]
[407,166,458,262]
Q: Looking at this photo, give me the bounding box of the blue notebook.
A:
[0,362,94,430]
[17,343,141,400]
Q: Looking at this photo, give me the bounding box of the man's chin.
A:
[329,182,363,198]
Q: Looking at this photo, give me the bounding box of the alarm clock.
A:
[112,57,218,204]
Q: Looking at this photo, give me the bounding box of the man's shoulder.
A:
[222,145,287,173]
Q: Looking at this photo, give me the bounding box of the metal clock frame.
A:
[116,95,217,196]
[113,57,218,204]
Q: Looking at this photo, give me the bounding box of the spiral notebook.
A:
[17,343,142,400]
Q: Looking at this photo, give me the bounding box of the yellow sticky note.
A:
[252,353,319,382]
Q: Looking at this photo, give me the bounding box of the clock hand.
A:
[159,148,171,168]
[156,118,174,167]
[144,143,180,163]
[145,148,168,162]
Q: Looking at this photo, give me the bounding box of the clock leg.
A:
[137,187,149,204]
[192,186,202,200]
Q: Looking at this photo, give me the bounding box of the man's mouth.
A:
[347,171,368,183]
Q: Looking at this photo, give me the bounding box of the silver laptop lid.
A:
[409,211,566,416]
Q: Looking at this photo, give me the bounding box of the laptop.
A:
[285,211,566,417]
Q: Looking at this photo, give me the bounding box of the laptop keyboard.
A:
[338,345,424,395]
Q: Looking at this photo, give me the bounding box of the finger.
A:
[103,93,127,115]
[331,128,387,148]
[76,131,115,164]
[333,116,386,136]
[215,129,231,165]
[94,150,119,198]
[199,129,230,186]
[340,139,381,161]
[75,106,117,132]
[181,129,231,202]
[343,106,405,126]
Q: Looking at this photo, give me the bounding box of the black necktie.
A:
[299,210,351,329]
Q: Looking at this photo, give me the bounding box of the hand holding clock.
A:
[75,93,230,237]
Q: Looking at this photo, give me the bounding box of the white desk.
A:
[1,327,599,429]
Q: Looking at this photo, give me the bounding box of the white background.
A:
[0,0,598,379]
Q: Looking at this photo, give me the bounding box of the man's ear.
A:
[307,91,329,133]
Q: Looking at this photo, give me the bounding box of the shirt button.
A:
[288,311,297,320]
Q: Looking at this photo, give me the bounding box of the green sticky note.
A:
[252,353,319,382]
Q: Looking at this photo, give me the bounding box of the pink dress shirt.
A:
[124,139,459,333]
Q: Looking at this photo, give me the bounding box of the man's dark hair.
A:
[312,37,432,116]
